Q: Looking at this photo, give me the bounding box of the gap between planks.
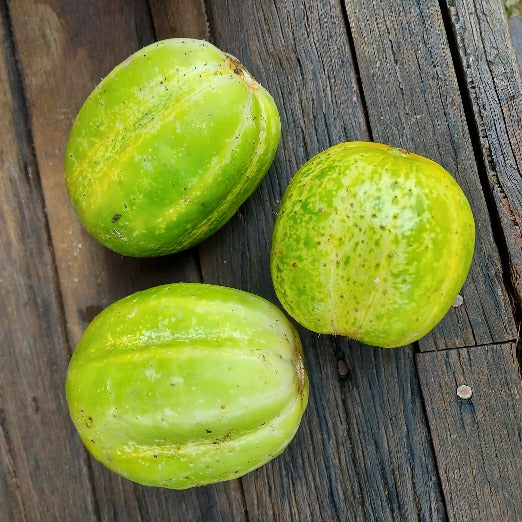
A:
[415,337,520,354]
[337,0,374,141]
[437,0,521,337]
[146,1,254,519]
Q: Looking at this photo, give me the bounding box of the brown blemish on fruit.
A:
[225,53,259,90]
[293,344,306,398]
[211,428,235,447]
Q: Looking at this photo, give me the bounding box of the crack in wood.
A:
[439,0,522,323]
[338,0,373,141]
[0,407,27,521]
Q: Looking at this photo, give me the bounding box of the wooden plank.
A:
[147,0,447,519]
[275,335,447,521]
[0,5,96,520]
[6,0,247,520]
[416,343,522,520]
[442,0,522,308]
[343,0,517,350]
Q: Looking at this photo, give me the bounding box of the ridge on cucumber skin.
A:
[66,283,309,489]
[65,39,281,257]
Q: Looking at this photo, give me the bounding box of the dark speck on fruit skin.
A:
[111,213,121,223]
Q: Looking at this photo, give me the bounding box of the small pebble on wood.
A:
[452,294,464,307]
[337,359,349,378]
[456,385,473,400]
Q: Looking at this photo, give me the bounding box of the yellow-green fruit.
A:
[271,142,475,348]
[65,39,281,256]
[65,283,308,489]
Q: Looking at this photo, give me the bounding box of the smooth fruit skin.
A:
[270,142,475,348]
[65,39,281,257]
[65,284,308,489]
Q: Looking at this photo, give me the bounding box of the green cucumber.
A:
[65,39,280,256]
[271,142,475,348]
[66,283,308,488]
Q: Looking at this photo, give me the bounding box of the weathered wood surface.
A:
[417,343,522,521]
[343,0,516,351]
[1,0,521,520]
[0,5,96,520]
[509,15,522,70]
[443,0,522,308]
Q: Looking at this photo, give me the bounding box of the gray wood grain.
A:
[0,4,96,519]
[343,0,517,351]
[417,343,522,521]
[6,0,247,520]
[509,15,522,73]
[443,0,522,309]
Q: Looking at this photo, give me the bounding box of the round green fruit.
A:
[65,39,281,257]
[270,142,475,348]
[66,283,308,489]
